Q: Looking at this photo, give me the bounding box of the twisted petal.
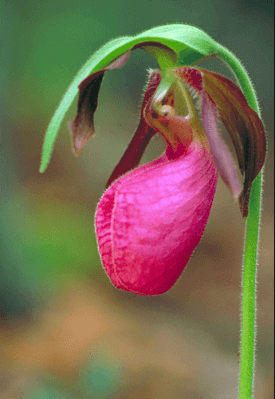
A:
[201,89,243,197]
[68,51,132,155]
[95,141,218,295]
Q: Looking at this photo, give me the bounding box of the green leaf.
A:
[40,24,222,172]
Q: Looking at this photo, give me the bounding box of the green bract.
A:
[41,24,261,173]
[40,24,248,173]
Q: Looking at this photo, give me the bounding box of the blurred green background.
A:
[0,0,273,398]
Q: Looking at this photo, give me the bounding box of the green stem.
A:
[217,45,263,398]
[239,172,262,398]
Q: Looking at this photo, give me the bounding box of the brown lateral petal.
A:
[69,42,177,156]
[69,72,104,155]
[173,66,266,217]
[106,120,155,188]
[201,69,266,216]
[69,51,132,155]
[106,70,162,187]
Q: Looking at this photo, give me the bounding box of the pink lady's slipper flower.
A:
[69,49,266,295]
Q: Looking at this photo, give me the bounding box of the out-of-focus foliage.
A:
[0,0,273,398]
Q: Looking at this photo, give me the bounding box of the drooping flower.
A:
[69,48,266,295]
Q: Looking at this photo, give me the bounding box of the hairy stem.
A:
[217,45,263,399]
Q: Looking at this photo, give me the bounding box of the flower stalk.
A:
[239,173,262,398]
[213,46,263,399]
